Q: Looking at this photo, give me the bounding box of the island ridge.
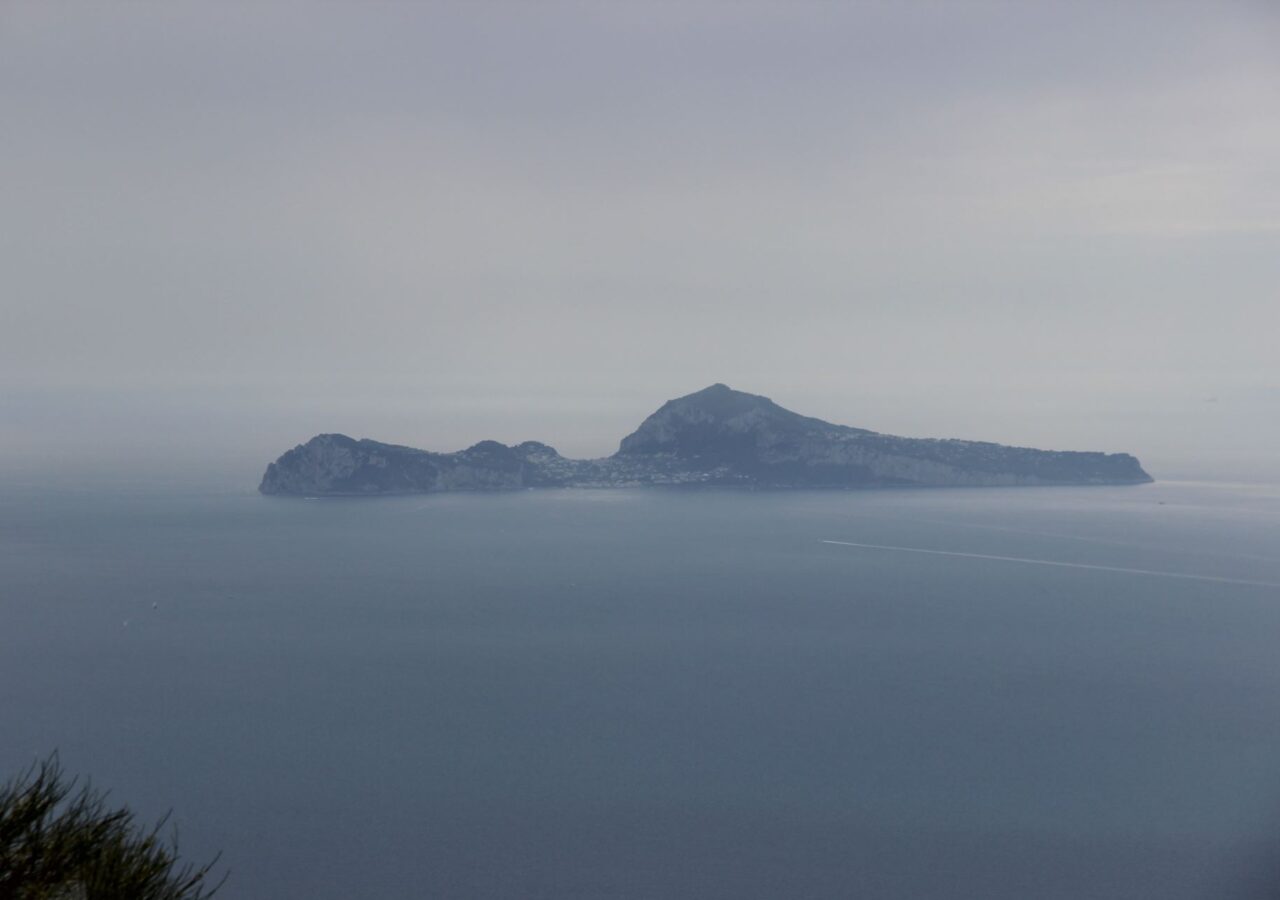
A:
[259,384,1153,495]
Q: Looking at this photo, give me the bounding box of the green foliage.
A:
[0,756,224,900]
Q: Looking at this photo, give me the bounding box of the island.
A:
[259,383,1153,495]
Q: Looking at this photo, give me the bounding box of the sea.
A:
[3,479,1280,899]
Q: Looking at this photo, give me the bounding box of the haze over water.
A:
[4,2,1279,897]
[4,480,1280,899]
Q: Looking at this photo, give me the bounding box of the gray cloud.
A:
[2,1,1278,484]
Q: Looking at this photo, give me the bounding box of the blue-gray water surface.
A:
[3,480,1280,898]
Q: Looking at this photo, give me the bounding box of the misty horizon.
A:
[1,377,1272,490]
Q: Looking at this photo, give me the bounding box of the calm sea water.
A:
[3,480,1280,899]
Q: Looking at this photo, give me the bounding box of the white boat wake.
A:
[821,540,1280,589]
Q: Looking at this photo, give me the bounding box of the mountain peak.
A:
[670,383,775,413]
[615,384,847,458]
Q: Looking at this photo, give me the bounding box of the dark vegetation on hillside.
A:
[0,756,224,900]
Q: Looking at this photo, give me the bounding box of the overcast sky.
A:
[2,1,1277,485]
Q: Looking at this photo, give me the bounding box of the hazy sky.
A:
[3,2,1277,485]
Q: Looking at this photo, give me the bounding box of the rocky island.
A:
[259,384,1153,495]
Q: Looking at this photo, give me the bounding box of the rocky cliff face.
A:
[259,384,1153,495]
[258,434,540,495]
